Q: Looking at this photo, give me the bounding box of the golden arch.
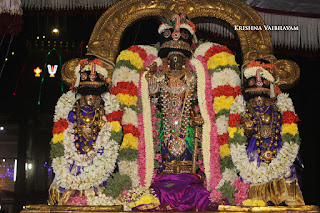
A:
[63,0,299,89]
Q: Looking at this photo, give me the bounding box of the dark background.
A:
[0,12,319,212]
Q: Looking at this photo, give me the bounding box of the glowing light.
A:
[2,158,5,162]
[11,52,14,55]
[28,163,32,170]
[37,36,40,39]
[0,126,4,130]
[34,67,42,77]
[14,159,17,182]
[52,28,59,34]
[43,35,45,39]
[47,64,58,77]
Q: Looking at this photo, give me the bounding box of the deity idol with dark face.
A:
[228,59,304,206]
[144,15,212,211]
[49,56,121,205]
[111,13,251,210]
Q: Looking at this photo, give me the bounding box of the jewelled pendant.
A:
[260,126,272,138]
[168,137,186,157]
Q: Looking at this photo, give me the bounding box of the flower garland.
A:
[51,90,120,191]
[111,45,160,188]
[194,42,248,205]
[191,56,222,199]
[113,42,249,205]
[229,93,300,184]
[139,71,154,187]
[120,186,160,211]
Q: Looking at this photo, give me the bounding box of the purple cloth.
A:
[150,174,211,211]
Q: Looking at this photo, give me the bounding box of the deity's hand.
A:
[191,111,204,126]
[148,77,160,95]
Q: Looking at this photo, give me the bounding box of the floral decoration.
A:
[111,45,160,189]
[119,186,160,211]
[194,42,248,205]
[229,91,301,184]
[112,42,248,206]
[50,90,121,191]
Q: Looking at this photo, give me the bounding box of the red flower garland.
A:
[212,85,242,98]
[105,110,123,123]
[52,118,69,134]
[218,133,229,146]
[111,81,138,96]
[123,124,140,138]
[281,111,299,124]
[128,45,148,61]
[228,113,244,127]
[204,45,233,61]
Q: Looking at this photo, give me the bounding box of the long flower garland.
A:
[191,56,222,199]
[140,72,155,187]
[51,90,120,190]
[112,43,249,205]
[229,93,300,184]
[194,42,248,205]
[111,45,160,187]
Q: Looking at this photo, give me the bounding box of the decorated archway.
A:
[62,0,299,89]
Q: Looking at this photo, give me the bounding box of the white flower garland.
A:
[211,68,241,89]
[118,160,139,187]
[193,42,221,58]
[54,90,78,122]
[52,131,119,190]
[87,194,119,206]
[52,91,119,190]
[191,57,212,188]
[112,66,140,86]
[229,94,300,184]
[140,72,154,188]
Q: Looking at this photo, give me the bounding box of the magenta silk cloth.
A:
[150,174,212,211]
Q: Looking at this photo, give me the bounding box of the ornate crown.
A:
[73,57,111,89]
[158,13,197,58]
[242,59,280,99]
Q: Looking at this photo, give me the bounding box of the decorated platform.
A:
[21,205,320,213]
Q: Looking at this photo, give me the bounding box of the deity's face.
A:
[166,52,186,75]
[84,95,96,106]
[243,74,271,101]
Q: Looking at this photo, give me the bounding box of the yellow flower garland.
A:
[220,144,231,158]
[228,126,244,138]
[207,52,238,70]
[213,96,235,114]
[281,123,298,135]
[116,93,138,106]
[52,133,64,144]
[110,121,121,132]
[116,50,144,69]
[120,133,138,150]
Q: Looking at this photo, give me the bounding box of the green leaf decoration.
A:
[103,173,132,198]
